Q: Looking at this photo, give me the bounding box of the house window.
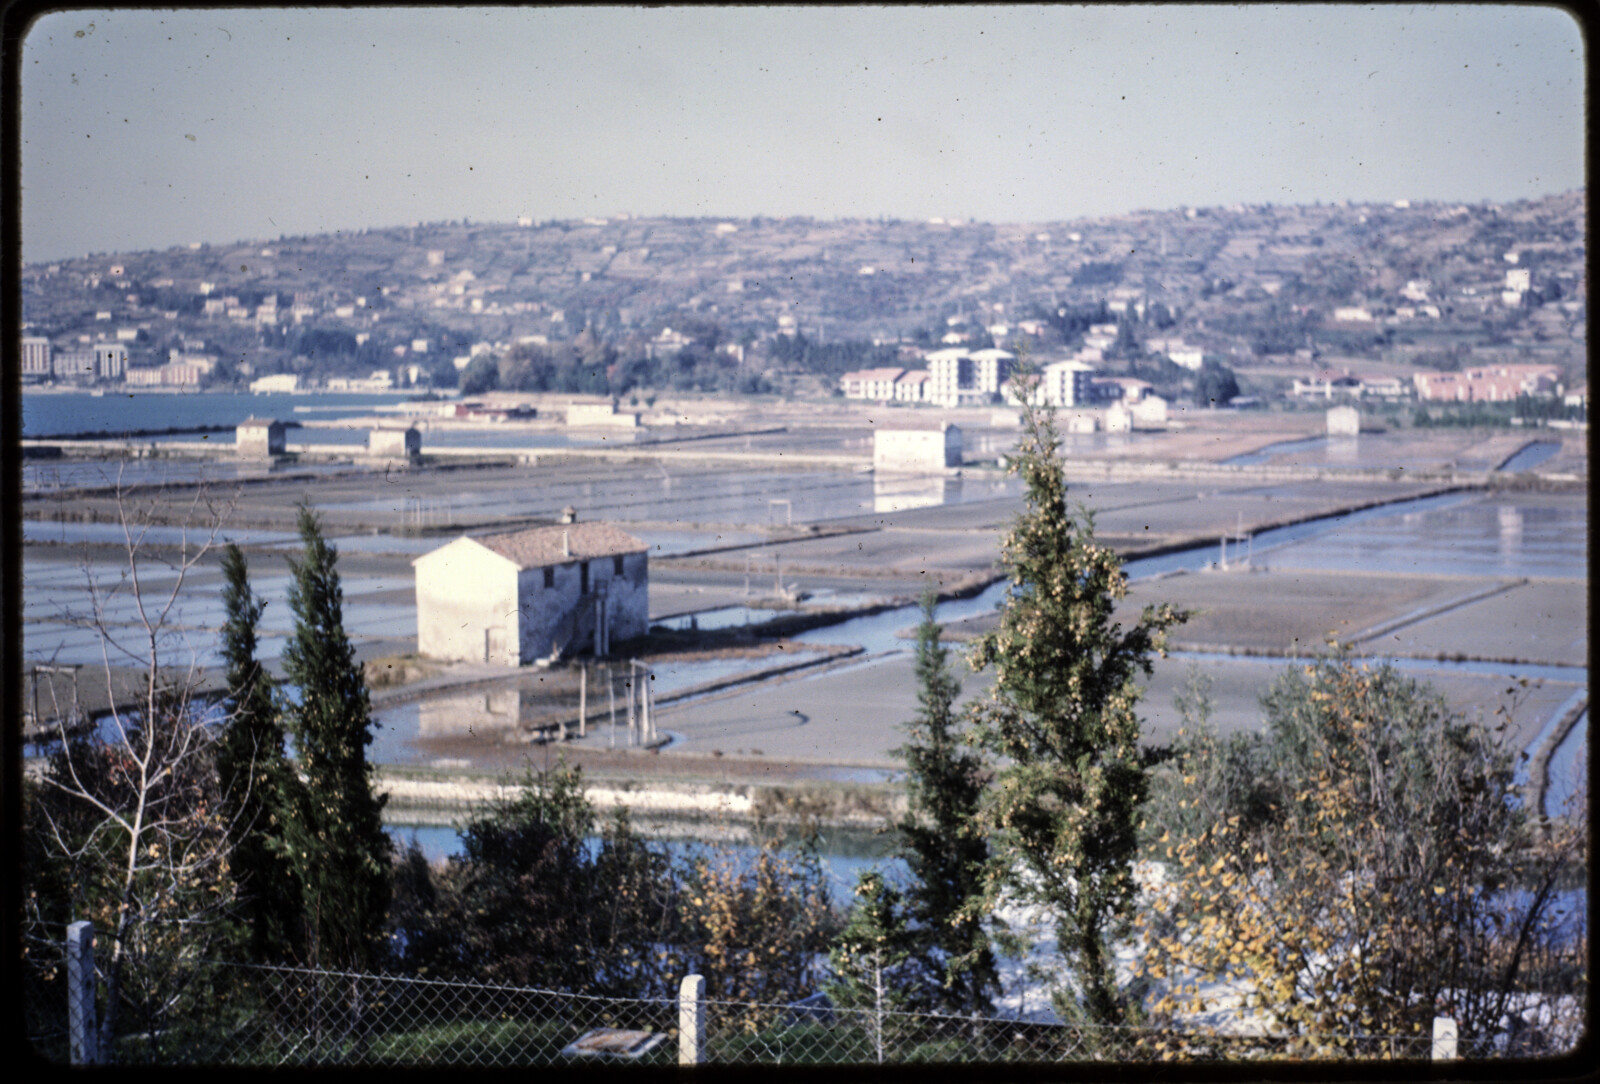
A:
[543,567,554,589]
[613,555,625,576]
[580,561,589,594]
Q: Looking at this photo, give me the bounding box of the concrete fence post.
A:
[679,973,706,1065]
[67,920,99,1065]
[1432,1016,1458,1061]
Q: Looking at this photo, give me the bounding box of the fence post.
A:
[679,974,706,1065]
[1432,1016,1458,1061]
[67,920,99,1065]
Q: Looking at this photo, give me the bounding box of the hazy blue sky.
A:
[21,5,1585,263]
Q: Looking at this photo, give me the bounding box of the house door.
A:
[485,626,507,664]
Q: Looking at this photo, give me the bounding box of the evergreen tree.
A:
[893,589,999,1016]
[214,543,303,963]
[826,871,919,1062]
[968,365,1186,1028]
[276,503,391,969]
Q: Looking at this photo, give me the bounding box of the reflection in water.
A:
[1498,504,1524,557]
[383,824,905,908]
[1326,436,1360,463]
[874,474,958,513]
[417,686,526,736]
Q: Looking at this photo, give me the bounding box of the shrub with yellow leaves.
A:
[1139,654,1586,1058]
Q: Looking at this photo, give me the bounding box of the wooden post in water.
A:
[627,661,637,747]
[579,664,587,738]
[641,669,652,744]
[607,666,617,749]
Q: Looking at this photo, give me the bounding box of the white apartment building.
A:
[924,348,972,407]
[22,336,51,378]
[1039,360,1098,407]
[968,348,1015,397]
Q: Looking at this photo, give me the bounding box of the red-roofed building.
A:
[1414,364,1562,403]
[413,511,648,664]
[893,369,931,403]
[840,367,906,401]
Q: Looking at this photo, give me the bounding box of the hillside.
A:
[21,191,1586,397]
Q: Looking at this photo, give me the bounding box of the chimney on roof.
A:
[562,530,571,558]
[561,505,578,524]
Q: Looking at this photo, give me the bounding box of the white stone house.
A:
[874,422,962,472]
[236,418,287,457]
[369,425,422,459]
[414,517,649,665]
[1327,405,1361,437]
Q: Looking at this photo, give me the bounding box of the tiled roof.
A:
[474,522,648,568]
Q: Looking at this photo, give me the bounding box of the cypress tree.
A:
[968,366,1186,1028]
[893,588,999,1016]
[214,542,303,963]
[277,503,391,969]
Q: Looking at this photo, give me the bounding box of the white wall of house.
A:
[370,427,421,458]
[874,425,961,471]
[1327,406,1361,436]
[415,538,523,664]
[236,420,286,456]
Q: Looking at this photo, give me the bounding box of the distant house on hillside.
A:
[414,510,648,665]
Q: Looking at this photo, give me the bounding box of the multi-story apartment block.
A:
[93,343,128,380]
[1039,360,1098,407]
[923,348,972,407]
[55,350,97,381]
[968,348,1015,397]
[22,336,52,379]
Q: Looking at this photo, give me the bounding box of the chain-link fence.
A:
[695,995,1443,1064]
[24,946,1575,1066]
[27,954,680,1067]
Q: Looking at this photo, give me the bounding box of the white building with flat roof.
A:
[968,348,1015,396]
[1040,360,1098,407]
[250,373,299,394]
[22,336,51,379]
[923,348,971,407]
[566,401,640,428]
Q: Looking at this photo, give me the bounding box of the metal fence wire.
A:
[696,996,1442,1064]
[23,955,1572,1066]
[32,959,680,1067]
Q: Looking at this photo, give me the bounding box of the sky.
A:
[18,5,1587,263]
